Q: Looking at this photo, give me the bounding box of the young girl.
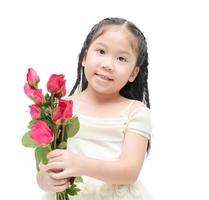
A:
[37,17,153,200]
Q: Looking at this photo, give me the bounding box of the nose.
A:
[101,56,114,71]
[101,65,113,71]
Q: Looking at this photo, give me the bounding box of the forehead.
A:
[90,26,138,55]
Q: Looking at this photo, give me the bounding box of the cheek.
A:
[85,53,99,67]
[84,64,96,81]
[115,70,131,84]
[117,66,133,77]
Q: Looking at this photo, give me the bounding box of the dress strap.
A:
[127,100,135,113]
[120,100,135,117]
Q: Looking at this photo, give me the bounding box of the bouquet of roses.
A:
[22,68,82,200]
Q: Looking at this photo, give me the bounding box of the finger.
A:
[50,170,69,180]
[53,178,69,186]
[48,157,62,164]
[39,162,47,171]
[49,168,63,173]
[47,149,64,159]
[53,182,70,193]
[46,162,64,171]
[39,162,44,169]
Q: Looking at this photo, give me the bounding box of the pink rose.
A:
[30,121,52,145]
[47,74,66,97]
[29,104,41,119]
[27,68,40,88]
[24,83,43,105]
[52,99,73,123]
[33,89,44,105]
[24,83,34,97]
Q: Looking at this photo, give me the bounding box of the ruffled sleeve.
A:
[125,106,152,140]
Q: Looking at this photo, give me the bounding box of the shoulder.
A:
[65,93,80,101]
[130,100,147,113]
[128,100,151,124]
[126,100,152,138]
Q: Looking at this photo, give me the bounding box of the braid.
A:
[140,52,150,109]
[69,64,82,96]
[135,27,150,108]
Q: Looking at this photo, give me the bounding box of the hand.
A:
[45,149,81,180]
[36,163,70,192]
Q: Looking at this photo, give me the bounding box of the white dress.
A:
[42,100,153,200]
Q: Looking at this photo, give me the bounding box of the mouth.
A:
[95,73,113,81]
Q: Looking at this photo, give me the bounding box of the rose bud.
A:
[27,68,40,88]
[33,89,44,105]
[29,104,41,119]
[24,83,34,97]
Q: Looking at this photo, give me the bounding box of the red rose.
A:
[47,74,66,97]
[27,68,40,88]
[30,121,52,145]
[29,104,41,119]
[52,99,73,123]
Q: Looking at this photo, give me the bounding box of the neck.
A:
[81,87,123,104]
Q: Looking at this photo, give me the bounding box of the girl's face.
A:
[82,26,139,96]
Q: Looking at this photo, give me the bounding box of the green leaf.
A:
[35,146,51,171]
[66,184,80,196]
[44,93,50,102]
[34,82,39,89]
[40,105,52,118]
[74,176,83,183]
[64,116,80,138]
[41,118,56,131]
[27,119,37,129]
[45,107,53,116]
[58,141,67,149]
[22,132,38,148]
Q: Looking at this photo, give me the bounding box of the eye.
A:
[118,56,127,62]
[96,49,105,55]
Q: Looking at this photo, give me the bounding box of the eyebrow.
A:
[95,42,132,56]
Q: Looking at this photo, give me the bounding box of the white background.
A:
[0,0,208,199]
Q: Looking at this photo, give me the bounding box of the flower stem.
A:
[48,144,52,151]
[54,134,57,149]
[50,93,55,110]
[61,124,65,141]
[53,128,58,149]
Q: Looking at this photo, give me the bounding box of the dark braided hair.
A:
[69,17,151,153]
[69,17,150,108]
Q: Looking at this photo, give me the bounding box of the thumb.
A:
[39,162,47,170]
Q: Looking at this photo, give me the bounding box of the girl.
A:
[37,17,153,200]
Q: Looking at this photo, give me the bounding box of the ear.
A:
[81,50,88,67]
[128,67,140,82]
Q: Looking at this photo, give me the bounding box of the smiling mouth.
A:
[95,73,113,81]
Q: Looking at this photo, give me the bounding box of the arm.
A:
[82,132,148,184]
[46,132,148,184]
